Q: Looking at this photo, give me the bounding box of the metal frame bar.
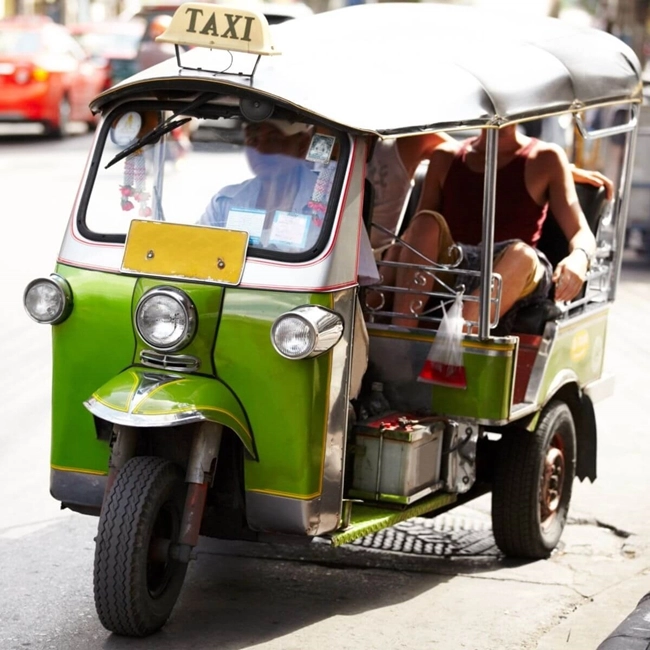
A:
[574,104,639,141]
[611,110,640,299]
[479,129,499,340]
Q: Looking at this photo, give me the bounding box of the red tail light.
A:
[11,64,49,85]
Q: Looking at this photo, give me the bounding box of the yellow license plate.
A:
[121,220,249,285]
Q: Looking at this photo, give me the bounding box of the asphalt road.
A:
[1,128,649,650]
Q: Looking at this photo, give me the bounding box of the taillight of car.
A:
[12,65,49,85]
[31,66,49,82]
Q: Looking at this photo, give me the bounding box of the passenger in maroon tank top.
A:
[440,138,548,246]
[389,125,597,330]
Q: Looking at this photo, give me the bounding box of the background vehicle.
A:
[0,16,106,137]
[69,19,146,90]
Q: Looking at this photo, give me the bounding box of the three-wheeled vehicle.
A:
[23,2,642,637]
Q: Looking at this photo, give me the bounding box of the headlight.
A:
[24,275,72,324]
[271,306,343,360]
[135,286,197,352]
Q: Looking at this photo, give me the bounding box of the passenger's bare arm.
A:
[541,145,597,302]
[413,144,458,215]
[396,132,454,178]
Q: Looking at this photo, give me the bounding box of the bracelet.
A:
[572,247,592,270]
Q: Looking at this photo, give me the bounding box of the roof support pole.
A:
[479,128,498,340]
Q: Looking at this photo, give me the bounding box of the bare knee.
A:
[498,241,538,276]
[402,212,442,248]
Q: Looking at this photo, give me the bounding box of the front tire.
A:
[94,456,188,636]
[492,400,576,559]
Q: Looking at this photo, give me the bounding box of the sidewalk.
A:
[537,545,650,649]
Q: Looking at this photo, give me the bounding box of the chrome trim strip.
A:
[85,396,204,427]
[140,349,201,372]
[315,289,356,535]
[508,402,541,420]
[524,321,558,405]
[555,303,610,334]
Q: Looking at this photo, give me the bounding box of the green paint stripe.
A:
[329,492,457,547]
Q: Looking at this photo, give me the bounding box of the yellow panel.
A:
[121,220,248,285]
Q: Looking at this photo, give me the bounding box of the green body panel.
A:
[90,368,255,457]
[329,492,457,546]
[133,278,224,375]
[215,289,336,499]
[51,265,137,474]
[50,261,340,497]
[430,343,516,421]
[537,309,609,403]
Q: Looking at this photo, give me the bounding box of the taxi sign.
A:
[156,2,280,56]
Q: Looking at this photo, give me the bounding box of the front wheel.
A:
[492,400,576,559]
[94,456,188,636]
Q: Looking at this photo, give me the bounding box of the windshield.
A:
[81,103,345,260]
[73,29,142,57]
[0,29,42,54]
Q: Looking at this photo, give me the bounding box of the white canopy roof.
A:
[94,2,642,135]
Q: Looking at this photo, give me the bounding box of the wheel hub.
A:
[540,443,564,526]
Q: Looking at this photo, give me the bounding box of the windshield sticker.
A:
[306,134,335,164]
[268,211,310,249]
[226,207,265,245]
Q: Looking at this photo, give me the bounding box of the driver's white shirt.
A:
[199,165,317,227]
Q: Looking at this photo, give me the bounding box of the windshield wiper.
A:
[105,117,192,169]
[105,93,214,170]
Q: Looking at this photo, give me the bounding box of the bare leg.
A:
[392,213,442,327]
[463,241,540,325]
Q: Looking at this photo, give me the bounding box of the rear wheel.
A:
[44,96,70,138]
[492,400,576,559]
[94,456,188,637]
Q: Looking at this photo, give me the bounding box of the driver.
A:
[199,119,316,228]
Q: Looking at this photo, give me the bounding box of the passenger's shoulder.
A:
[530,139,569,163]
[428,141,459,164]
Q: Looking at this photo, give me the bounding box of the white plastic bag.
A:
[418,293,467,389]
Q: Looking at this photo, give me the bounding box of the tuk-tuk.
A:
[23,2,641,637]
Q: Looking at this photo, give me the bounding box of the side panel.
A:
[215,288,355,534]
[51,264,137,474]
[216,289,333,499]
[367,328,517,423]
[531,306,609,405]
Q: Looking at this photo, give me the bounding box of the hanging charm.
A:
[120,151,151,216]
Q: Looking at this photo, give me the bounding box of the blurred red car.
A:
[0,16,106,137]
[69,19,145,91]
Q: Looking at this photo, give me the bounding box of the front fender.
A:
[84,368,256,459]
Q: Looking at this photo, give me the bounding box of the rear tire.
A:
[492,400,576,559]
[44,96,70,138]
[93,456,188,637]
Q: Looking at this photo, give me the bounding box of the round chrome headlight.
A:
[24,275,72,324]
[271,306,343,360]
[135,286,197,352]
